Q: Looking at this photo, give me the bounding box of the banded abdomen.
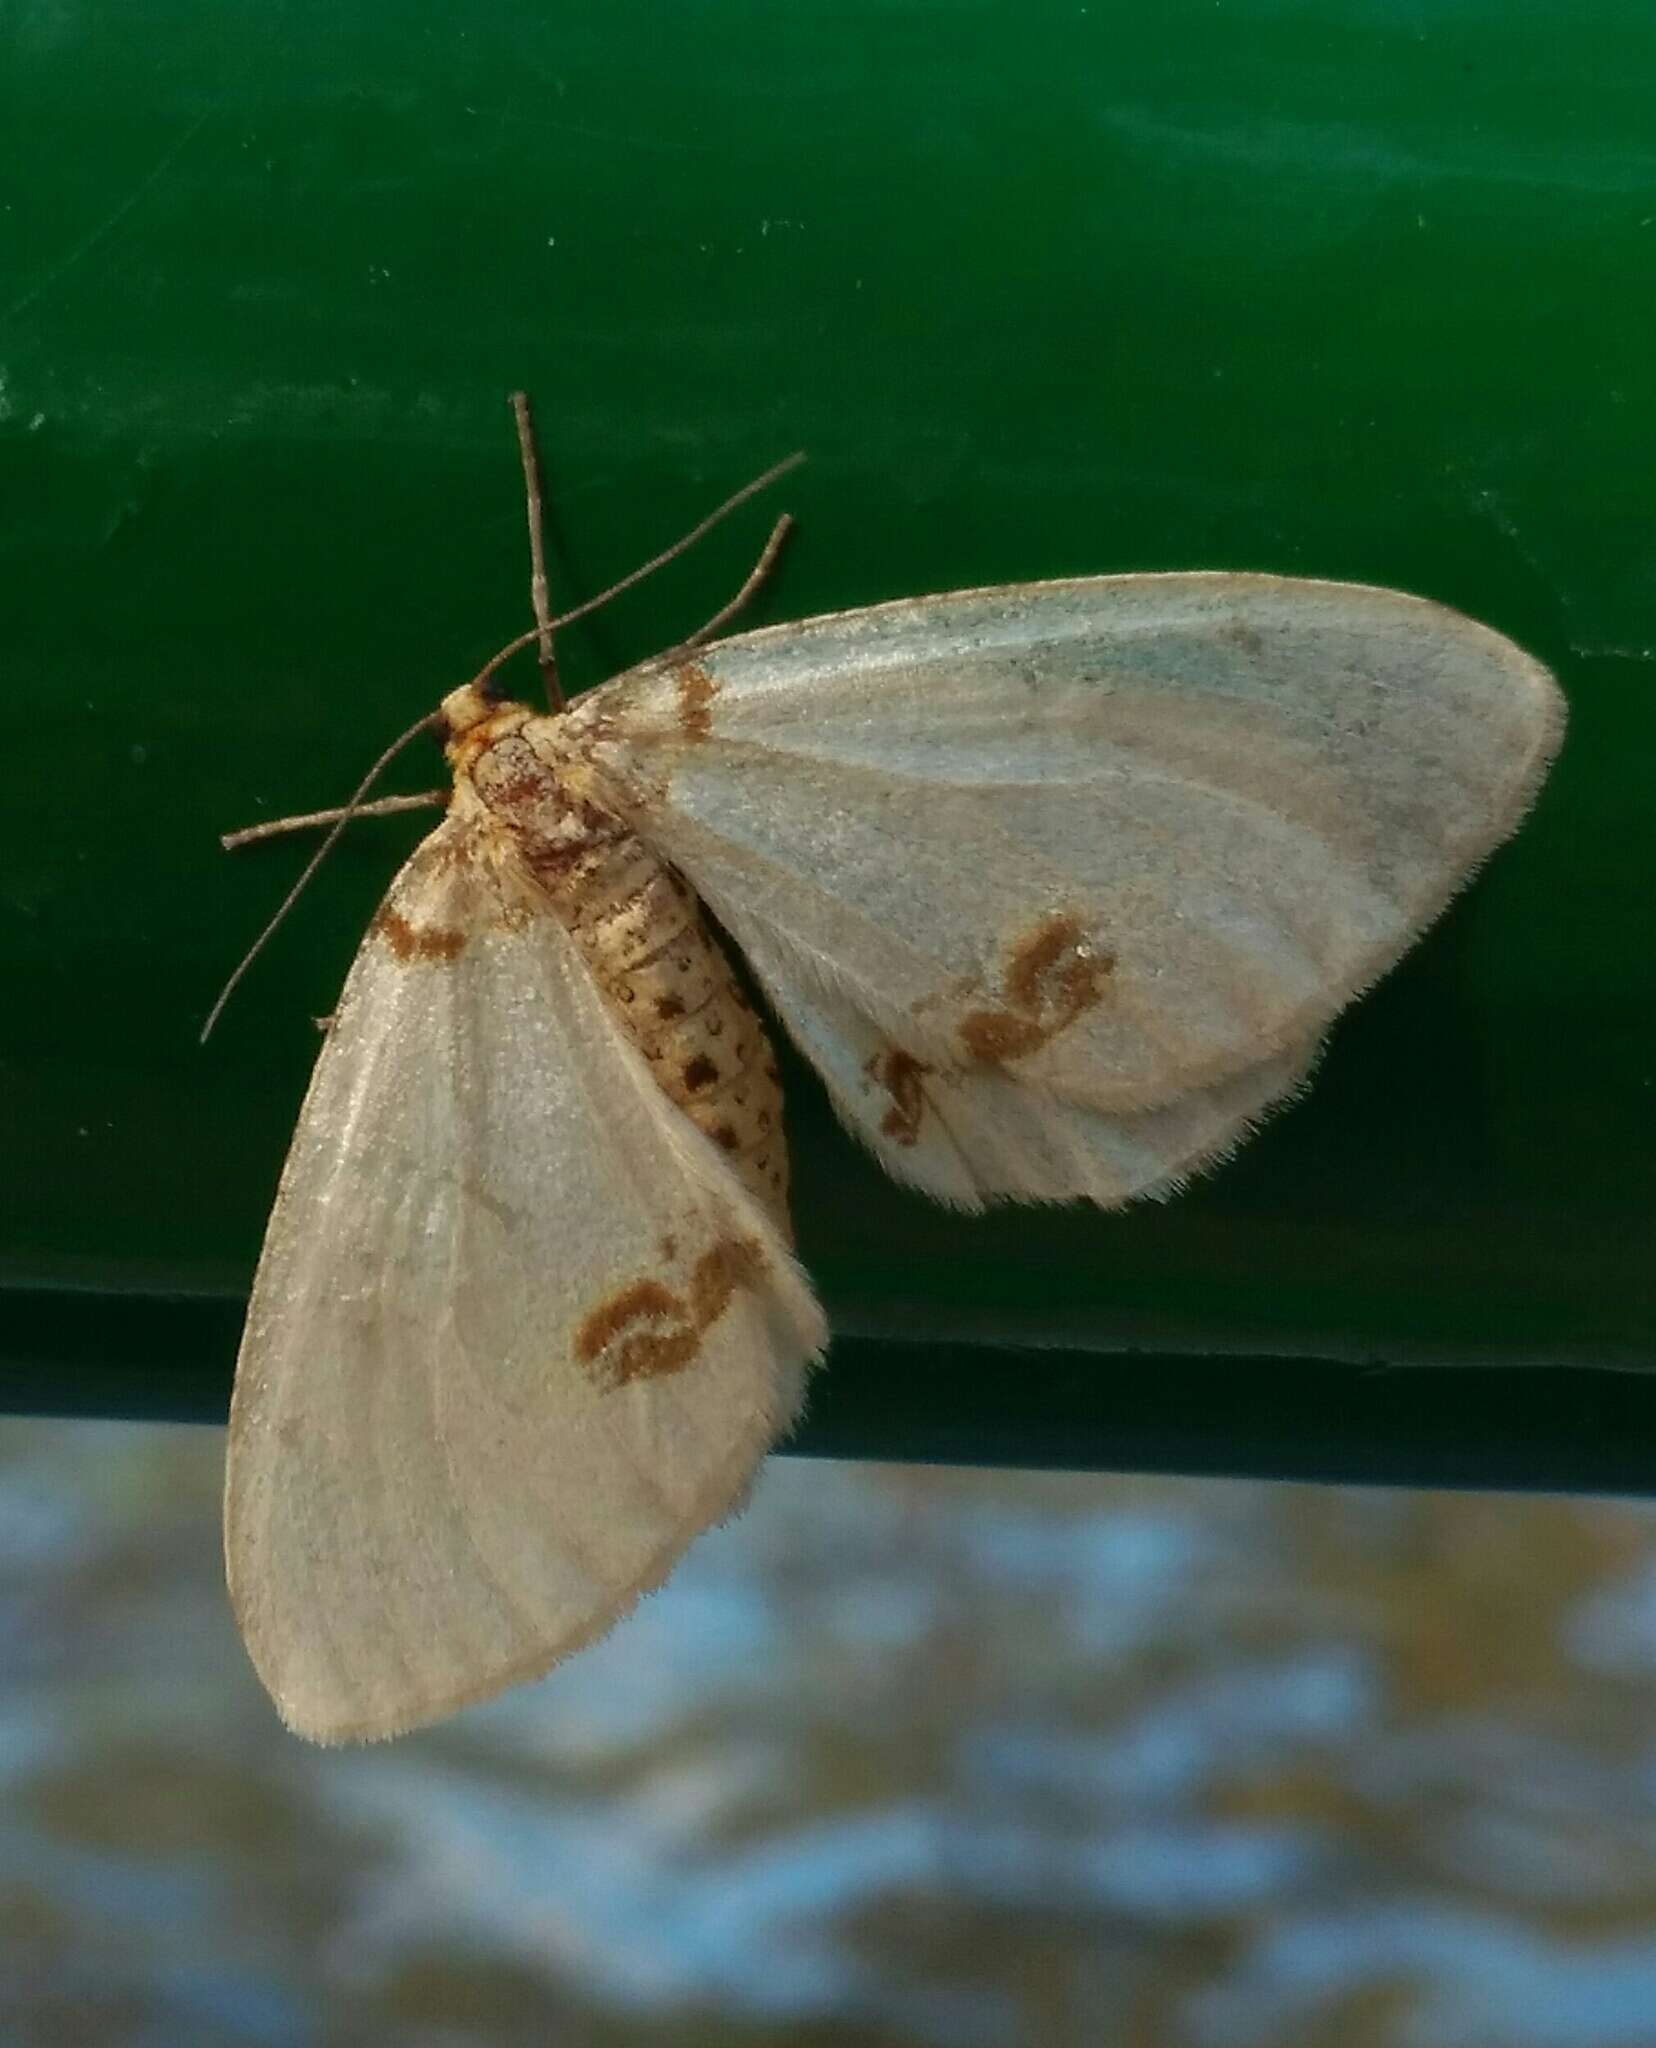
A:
[454,708,789,1226]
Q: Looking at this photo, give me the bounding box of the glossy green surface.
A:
[3,1,1653,1457]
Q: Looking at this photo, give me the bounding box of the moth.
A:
[222,456,1564,1744]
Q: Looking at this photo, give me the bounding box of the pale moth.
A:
[221,412,1564,1743]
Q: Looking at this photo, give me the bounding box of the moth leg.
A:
[220,791,446,851]
[680,514,796,650]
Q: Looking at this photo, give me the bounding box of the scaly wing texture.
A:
[753,931,1324,1206]
[225,819,826,1744]
[574,573,1562,1205]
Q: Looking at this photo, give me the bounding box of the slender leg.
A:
[221,789,445,851]
[461,452,806,698]
[510,391,563,710]
[201,709,441,1042]
[680,514,795,650]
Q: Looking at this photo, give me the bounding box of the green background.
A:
[3,2,1653,1469]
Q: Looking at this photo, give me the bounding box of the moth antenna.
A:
[221,790,446,851]
[509,391,563,710]
[205,450,806,1041]
[201,709,442,1045]
[462,449,806,700]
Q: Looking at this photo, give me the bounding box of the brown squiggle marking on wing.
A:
[574,1237,766,1388]
[371,905,467,963]
[687,1237,766,1326]
[676,661,719,741]
[573,1278,679,1359]
[863,1047,932,1146]
[957,912,1115,1065]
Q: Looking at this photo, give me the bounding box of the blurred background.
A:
[6,1420,1656,2046]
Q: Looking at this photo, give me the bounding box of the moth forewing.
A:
[226,814,824,1745]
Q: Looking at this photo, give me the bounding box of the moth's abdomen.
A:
[462,723,789,1225]
[548,840,790,1226]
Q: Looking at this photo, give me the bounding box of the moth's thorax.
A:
[452,702,790,1226]
[450,706,619,859]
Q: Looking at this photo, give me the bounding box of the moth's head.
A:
[435,679,511,752]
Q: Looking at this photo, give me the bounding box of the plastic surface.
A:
[2,0,1652,1473]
